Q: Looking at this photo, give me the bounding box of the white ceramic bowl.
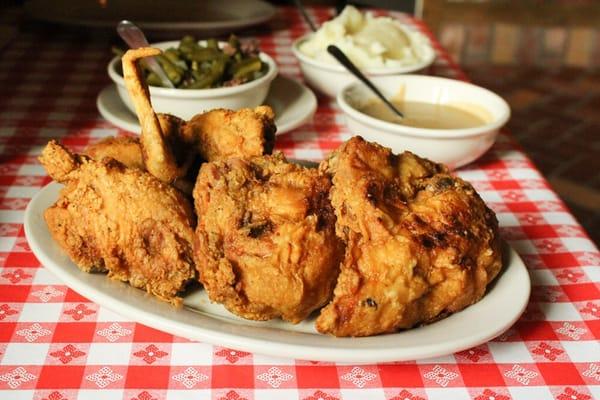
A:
[337,75,511,169]
[108,40,278,120]
[291,33,435,98]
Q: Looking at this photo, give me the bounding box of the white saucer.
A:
[25,0,276,37]
[97,75,317,135]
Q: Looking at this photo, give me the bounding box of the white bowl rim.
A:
[337,74,511,139]
[108,40,278,99]
[291,32,436,75]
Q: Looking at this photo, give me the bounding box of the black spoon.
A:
[327,45,404,119]
[293,0,318,32]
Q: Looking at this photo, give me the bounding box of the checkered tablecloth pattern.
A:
[0,6,599,400]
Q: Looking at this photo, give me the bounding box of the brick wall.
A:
[425,0,600,68]
[439,24,600,68]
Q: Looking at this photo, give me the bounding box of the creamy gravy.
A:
[359,100,489,129]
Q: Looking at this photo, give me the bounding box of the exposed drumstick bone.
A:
[122,48,192,183]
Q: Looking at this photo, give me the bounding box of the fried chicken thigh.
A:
[181,106,276,162]
[40,140,196,304]
[316,137,502,336]
[84,136,145,170]
[193,153,344,323]
[120,48,276,185]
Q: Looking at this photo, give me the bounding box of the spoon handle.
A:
[294,0,318,32]
[117,20,175,89]
[327,45,404,119]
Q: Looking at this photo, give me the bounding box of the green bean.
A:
[187,47,221,62]
[146,72,163,87]
[180,35,196,46]
[189,59,226,89]
[155,54,174,71]
[201,61,212,72]
[228,34,240,51]
[188,71,216,89]
[178,36,199,56]
[164,48,187,70]
[231,57,262,79]
[178,44,194,57]
[206,38,218,49]
[156,55,183,86]
[212,59,225,77]
[186,81,211,89]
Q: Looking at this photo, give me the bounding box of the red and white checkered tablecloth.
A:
[0,6,599,400]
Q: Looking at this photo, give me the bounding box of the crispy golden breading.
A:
[316,137,502,336]
[83,133,195,195]
[84,136,145,170]
[40,140,196,304]
[182,106,276,162]
[193,153,344,323]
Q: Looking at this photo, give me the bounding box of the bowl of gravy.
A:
[337,75,510,168]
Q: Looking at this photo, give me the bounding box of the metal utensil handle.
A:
[116,20,175,89]
[327,45,404,119]
[139,57,174,89]
[294,0,317,32]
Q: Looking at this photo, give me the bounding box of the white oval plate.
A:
[25,182,530,363]
[97,75,317,136]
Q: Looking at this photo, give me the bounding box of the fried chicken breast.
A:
[181,106,276,162]
[193,153,344,323]
[316,137,502,336]
[40,140,196,304]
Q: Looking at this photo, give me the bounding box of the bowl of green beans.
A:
[108,35,278,120]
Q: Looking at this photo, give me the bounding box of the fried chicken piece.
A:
[193,153,344,323]
[316,137,502,336]
[84,134,195,197]
[181,106,276,162]
[84,136,144,170]
[40,140,196,304]
[121,48,275,186]
[122,48,195,183]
